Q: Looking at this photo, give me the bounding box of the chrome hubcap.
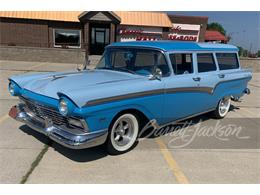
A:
[110,114,139,152]
[219,97,230,116]
[113,119,134,146]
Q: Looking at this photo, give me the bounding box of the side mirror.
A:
[149,68,162,81]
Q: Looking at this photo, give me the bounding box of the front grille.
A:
[20,96,68,126]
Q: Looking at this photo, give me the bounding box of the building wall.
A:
[0,17,49,47]
[0,45,85,64]
[0,17,83,48]
[0,13,209,63]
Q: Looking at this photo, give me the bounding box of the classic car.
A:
[8,41,252,154]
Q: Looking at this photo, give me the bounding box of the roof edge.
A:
[78,11,121,23]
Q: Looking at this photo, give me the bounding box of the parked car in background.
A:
[8,41,252,154]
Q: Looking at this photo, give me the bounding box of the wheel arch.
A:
[108,108,150,131]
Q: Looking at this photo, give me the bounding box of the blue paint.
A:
[109,41,239,52]
[20,88,59,111]
[9,41,251,133]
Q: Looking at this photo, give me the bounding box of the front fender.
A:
[74,94,164,132]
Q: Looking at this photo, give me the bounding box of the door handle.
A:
[218,74,225,78]
[193,77,201,81]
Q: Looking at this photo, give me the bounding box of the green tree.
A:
[243,49,249,57]
[238,46,244,57]
[207,22,226,35]
[257,50,260,57]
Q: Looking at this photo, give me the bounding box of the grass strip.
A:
[20,144,49,184]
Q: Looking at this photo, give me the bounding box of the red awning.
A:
[205,30,227,41]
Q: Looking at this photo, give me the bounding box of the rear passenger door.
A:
[194,52,220,111]
[163,52,204,123]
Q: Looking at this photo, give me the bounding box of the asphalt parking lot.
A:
[0,60,259,184]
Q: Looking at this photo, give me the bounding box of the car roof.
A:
[108,41,238,52]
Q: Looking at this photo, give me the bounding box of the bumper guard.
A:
[9,104,108,149]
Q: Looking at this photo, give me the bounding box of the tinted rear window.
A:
[216,53,239,70]
[197,53,217,73]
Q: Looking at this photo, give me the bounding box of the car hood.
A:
[10,69,153,107]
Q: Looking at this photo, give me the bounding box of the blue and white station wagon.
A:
[8,41,252,154]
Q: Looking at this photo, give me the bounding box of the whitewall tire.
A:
[213,97,231,119]
[106,113,139,155]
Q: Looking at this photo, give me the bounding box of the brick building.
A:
[0,11,208,62]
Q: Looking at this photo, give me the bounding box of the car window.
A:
[134,51,170,76]
[216,53,239,70]
[169,53,193,75]
[197,53,217,73]
[135,52,155,67]
[111,51,129,67]
[96,48,170,77]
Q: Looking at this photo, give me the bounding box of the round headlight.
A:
[9,82,15,96]
[9,82,20,96]
[59,99,68,116]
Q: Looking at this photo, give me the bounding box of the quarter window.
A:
[197,53,216,73]
[169,53,193,75]
[54,29,81,48]
[216,53,239,70]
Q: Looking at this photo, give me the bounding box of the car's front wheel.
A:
[106,113,139,155]
[213,97,231,119]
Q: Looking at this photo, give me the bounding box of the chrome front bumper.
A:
[9,104,108,149]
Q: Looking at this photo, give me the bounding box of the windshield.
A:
[96,48,170,76]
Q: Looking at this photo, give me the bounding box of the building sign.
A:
[168,34,198,41]
[168,23,201,42]
[119,29,144,35]
[118,26,162,42]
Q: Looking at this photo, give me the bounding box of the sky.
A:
[167,11,260,53]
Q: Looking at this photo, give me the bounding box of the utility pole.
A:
[249,42,253,57]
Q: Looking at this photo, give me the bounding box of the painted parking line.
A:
[155,138,189,184]
[0,114,9,124]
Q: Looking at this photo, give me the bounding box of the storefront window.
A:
[54,29,81,48]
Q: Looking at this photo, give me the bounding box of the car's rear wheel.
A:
[213,97,231,119]
[106,113,139,155]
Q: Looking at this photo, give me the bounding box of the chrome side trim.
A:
[211,76,252,94]
[85,89,164,106]
[165,87,212,94]
[84,76,252,107]
[85,87,212,107]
